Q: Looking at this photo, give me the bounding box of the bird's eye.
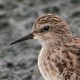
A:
[41,26,50,32]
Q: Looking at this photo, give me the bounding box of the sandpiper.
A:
[11,14,80,80]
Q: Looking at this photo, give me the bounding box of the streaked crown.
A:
[32,14,72,44]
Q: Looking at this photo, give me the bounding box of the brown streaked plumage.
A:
[11,14,80,80]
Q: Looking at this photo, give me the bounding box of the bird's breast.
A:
[38,48,63,80]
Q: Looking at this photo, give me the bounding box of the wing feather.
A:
[61,38,80,79]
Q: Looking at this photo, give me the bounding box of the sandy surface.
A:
[0,0,80,80]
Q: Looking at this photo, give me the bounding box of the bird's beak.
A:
[10,33,33,45]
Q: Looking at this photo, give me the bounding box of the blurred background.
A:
[0,0,80,80]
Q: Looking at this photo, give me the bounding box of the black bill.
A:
[10,33,33,45]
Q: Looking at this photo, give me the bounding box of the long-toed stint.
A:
[11,14,80,80]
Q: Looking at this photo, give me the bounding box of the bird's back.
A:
[60,38,80,80]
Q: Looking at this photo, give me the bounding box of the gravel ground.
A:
[0,0,80,80]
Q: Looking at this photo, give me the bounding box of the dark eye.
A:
[41,26,50,32]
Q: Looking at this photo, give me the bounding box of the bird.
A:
[11,14,80,80]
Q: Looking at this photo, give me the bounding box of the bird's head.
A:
[11,14,72,46]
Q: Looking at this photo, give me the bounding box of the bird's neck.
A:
[42,35,72,48]
[41,39,64,49]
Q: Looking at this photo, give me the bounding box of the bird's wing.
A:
[62,38,80,79]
